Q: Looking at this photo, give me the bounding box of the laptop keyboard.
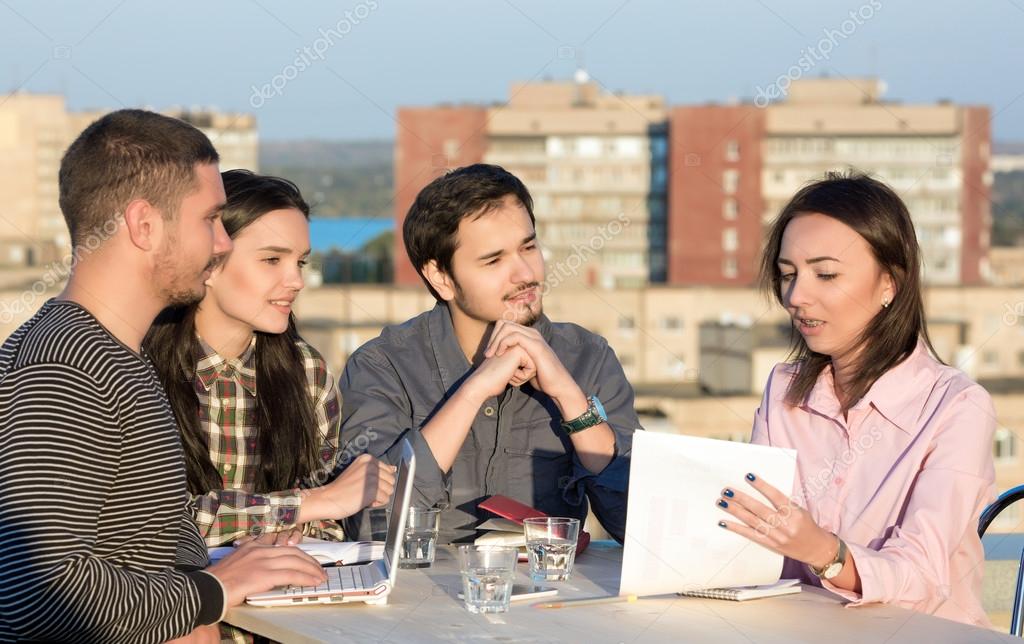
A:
[283,564,374,595]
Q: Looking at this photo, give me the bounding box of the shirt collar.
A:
[804,340,936,434]
[425,302,554,394]
[193,334,258,395]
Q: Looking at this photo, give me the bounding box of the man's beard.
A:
[452,280,543,327]
[154,238,217,307]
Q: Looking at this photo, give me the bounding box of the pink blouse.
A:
[751,341,996,627]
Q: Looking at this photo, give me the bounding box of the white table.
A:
[225,542,1016,643]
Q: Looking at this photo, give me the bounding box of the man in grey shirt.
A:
[339,164,638,543]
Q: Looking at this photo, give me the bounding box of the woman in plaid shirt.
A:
[145,170,396,549]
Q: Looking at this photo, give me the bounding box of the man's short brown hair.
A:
[58,109,220,247]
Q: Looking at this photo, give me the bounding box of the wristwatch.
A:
[560,396,607,435]
[810,533,847,580]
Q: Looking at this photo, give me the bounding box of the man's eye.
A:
[486,258,500,266]
[263,257,279,265]
[818,273,838,281]
[779,273,795,282]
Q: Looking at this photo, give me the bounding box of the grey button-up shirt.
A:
[338,303,638,544]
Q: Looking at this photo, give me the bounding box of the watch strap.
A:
[810,534,847,579]
[561,396,606,434]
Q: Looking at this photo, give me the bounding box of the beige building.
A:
[483,76,668,288]
[289,283,1024,388]
[290,282,1024,529]
[3,277,1024,532]
[292,282,1024,532]
[0,93,257,269]
[669,78,992,288]
[761,79,991,286]
[163,107,259,172]
[394,75,667,289]
[990,246,1024,285]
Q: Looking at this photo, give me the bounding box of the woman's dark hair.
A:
[758,170,939,412]
[403,163,535,300]
[144,169,320,495]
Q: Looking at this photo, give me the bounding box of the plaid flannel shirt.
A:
[190,334,345,547]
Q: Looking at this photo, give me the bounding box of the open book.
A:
[208,537,384,566]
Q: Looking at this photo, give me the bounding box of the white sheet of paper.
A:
[619,432,797,596]
[476,517,523,533]
[208,537,384,566]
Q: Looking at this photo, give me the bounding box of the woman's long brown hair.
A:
[758,170,940,413]
[144,170,320,495]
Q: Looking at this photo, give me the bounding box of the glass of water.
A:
[456,545,518,614]
[399,506,441,568]
[524,517,580,582]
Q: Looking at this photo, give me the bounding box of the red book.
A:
[478,495,591,556]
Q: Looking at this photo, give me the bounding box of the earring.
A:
[881,298,891,308]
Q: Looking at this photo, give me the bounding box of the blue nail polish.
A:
[717,499,728,508]
[718,521,727,528]
[746,473,756,482]
[723,488,734,498]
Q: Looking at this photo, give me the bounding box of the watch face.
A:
[822,562,843,579]
[592,396,607,421]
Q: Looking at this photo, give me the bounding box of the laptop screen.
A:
[383,439,416,581]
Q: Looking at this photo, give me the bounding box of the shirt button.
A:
[484,406,495,417]
[834,477,844,486]
[221,398,231,406]
[224,464,233,471]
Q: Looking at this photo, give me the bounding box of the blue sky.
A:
[2,0,1022,141]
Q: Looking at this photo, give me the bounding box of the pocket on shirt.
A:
[502,446,574,505]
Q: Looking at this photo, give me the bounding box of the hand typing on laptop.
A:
[206,540,328,607]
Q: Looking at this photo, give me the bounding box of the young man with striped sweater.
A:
[0,110,328,643]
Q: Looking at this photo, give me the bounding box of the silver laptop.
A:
[246,439,416,607]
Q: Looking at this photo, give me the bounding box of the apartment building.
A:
[0,93,257,268]
[393,76,667,289]
[669,78,991,286]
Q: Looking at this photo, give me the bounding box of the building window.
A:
[725,140,740,162]
[661,316,683,332]
[722,227,738,252]
[983,350,999,368]
[723,169,739,194]
[619,316,635,331]
[443,138,459,161]
[620,354,635,369]
[995,428,1017,462]
[576,137,602,158]
[723,256,738,279]
[723,199,738,220]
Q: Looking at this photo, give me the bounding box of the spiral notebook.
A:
[678,579,801,601]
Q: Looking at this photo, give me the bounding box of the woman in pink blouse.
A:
[716,172,996,627]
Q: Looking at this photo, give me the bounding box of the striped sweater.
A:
[0,299,223,642]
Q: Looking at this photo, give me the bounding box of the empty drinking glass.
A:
[457,545,518,614]
[524,517,580,582]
